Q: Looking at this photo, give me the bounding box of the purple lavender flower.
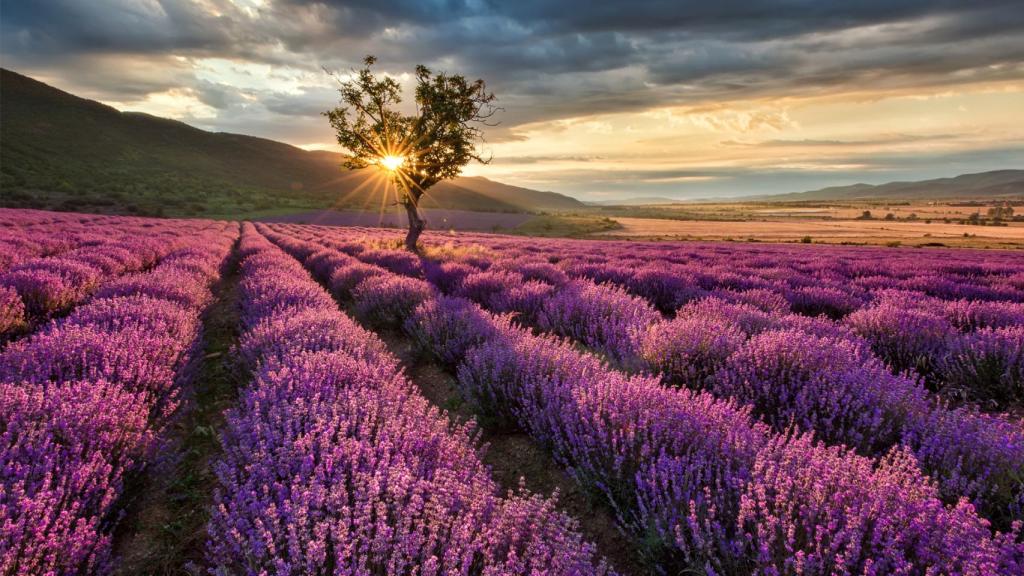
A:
[625,266,707,313]
[945,300,1024,331]
[943,326,1024,407]
[328,261,387,298]
[639,315,746,388]
[351,274,436,328]
[739,434,1013,574]
[846,302,956,384]
[207,226,611,574]
[423,259,478,293]
[456,269,525,310]
[404,295,502,367]
[714,329,929,455]
[0,285,26,335]
[786,285,864,319]
[1,380,151,575]
[538,280,660,367]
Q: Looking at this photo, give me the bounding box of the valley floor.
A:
[598,216,1024,248]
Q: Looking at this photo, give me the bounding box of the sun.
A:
[379,154,406,172]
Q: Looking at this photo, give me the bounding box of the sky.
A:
[2,0,1023,201]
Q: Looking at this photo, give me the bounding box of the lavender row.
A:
[0,218,235,338]
[370,230,1024,524]
[404,229,1023,397]
[496,236,1022,408]
[271,224,1024,402]
[450,263,1024,526]
[1,238,163,336]
[0,209,96,270]
[845,292,1023,404]
[0,209,198,272]
[269,223,1024,527]
[268,223,1024,378]
[0,224,236,575]
[288,223,1023,314]
[411,240,1024,524]
[260,225,1023,574]
[420,231,1024,405]
[428,228,1024,310]
[204,224,610,574]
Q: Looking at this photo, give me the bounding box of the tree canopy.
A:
[325,56,498,251]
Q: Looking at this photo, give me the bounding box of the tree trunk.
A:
[403,198,425,253]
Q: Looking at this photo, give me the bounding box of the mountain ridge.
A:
[0,68,584,217]
[756,169,1024,202]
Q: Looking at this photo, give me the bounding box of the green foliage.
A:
[0,69,365,217]
[323,56,498,251]
[324,56,498,205]
[512,215,622,237]
[987,204,1014,220]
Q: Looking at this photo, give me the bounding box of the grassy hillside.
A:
[0,69,582,217]
[452,176,585,211]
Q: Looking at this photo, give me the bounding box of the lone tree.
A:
[325,56,498,252]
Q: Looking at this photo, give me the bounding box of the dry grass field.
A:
[584,199,1024,247]
[597,216,1024,248]
[600,200,1013,221]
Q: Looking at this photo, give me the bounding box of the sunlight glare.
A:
[379,154,406,172]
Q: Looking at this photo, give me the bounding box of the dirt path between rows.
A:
[376,330,650,576]
[112,249,244,575]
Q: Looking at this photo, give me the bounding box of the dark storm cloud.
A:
[0,0,236,55]
[3,1,1022,125]
[487,1,1024,38]
[1,0,1021,199]
[277,0,477,26]
[262,85,340,117]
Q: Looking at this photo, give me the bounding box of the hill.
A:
[448,176,584,211]
[762,170,1024,202]
[0,68,583,217]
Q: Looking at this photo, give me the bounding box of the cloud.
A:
[0,0,239,55]
[489,154,608,165]
[1,0,1022,199]
[721,134,962,148]
[5,1,1022,120]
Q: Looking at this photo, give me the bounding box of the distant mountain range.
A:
[0,69,583,217]
[758,170,1024,202]
[596,171,1024,206]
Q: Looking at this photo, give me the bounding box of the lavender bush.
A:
[0,218,235,573]
[943,326,1024,406]
[206,225,611,574]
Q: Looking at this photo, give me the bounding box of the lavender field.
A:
[2,207,1024,575]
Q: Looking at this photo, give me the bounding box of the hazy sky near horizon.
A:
[2,0,1023,200]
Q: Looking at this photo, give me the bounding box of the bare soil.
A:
[112,251,244,575]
